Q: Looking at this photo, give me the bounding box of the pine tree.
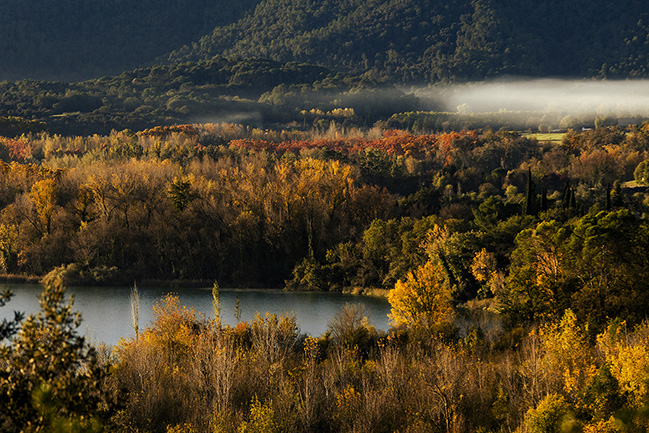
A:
[0,272,116,431]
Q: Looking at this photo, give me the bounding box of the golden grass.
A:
[522,132,566,143]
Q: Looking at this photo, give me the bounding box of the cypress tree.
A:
[606,183,611,211]
[525,167,536,215]
[570,189,577,210]
[540,185,548,212]
[562,179,571,210]
[611,181,624,208]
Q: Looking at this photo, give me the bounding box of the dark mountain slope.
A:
[0,0,261,81]
[167,0,649,82]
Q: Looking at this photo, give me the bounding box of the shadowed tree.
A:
[0,271,116,431]
[525,167,537,216]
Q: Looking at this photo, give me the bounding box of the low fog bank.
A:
[413,79,649,117]
[192,112,264,128]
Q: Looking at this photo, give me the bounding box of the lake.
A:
[0,284,392,346]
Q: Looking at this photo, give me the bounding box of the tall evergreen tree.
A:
[570,189,577,211]
[525,167,536,216]
[540,185,548,212]
[606,183,612,211]
[611,181,624,208]
[562,179,571,210]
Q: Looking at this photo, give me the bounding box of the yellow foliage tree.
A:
[470,248,496,283]
[388,260,453,331]
[0,223,18,273]
[539,309,596,399]
[597,321,649,410]
[29,178,57,235]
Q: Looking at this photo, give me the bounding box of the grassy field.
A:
[522,132,566,143]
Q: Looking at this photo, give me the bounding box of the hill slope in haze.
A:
[0,58,423,135]
[0,0,261,81]
[168,0,649,82]
[5,0,649,83]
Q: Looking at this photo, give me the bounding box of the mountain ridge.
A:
[0,0,262,81]
[3,0,649,83]
[166,0,649,82]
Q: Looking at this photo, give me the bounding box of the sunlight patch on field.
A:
[522,132,565,143]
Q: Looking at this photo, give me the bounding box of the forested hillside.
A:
[0,58,421,135]
[169,0,649,82]
[0,0,260,81]
[4,0,649,82]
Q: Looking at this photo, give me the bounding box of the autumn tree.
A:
[539,310,596,400]
[29,178,58,235]
[388,260,454,332]
[595,320,649,430]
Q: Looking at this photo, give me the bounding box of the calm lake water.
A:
[0,284,392,346]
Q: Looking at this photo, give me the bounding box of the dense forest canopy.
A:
[167,0,649,82]
[3,0,649,82]
[0,123,646,311]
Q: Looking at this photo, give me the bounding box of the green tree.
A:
[568,209,649,330]
[168,174,195,213]
[525,167,537,216]
[634,159,649,185]
[0,272,114,431]
[500,220,574,326]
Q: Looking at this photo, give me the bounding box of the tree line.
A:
[0,60,416,136]
[0,124,647,296]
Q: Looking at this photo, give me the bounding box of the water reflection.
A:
[0,284,392,346]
